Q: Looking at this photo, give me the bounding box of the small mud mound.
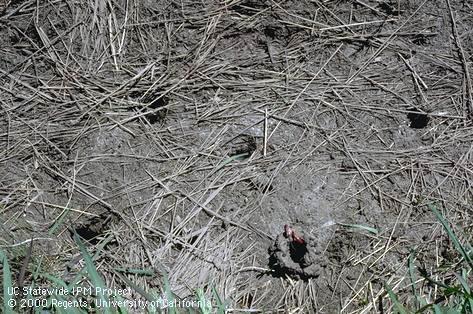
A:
[268,226,322,280]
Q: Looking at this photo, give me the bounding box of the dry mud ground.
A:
[1,0,473,312]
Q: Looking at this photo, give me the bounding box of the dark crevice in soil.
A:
[268,231,322,280]
[407,107,430,129]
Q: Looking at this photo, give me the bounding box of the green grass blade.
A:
[114,272,155,313]
[408,250,420,310]
[196,288,212,314]
[67,234,113,290]
[455,272,471,294]
[455,272,473,311]
[462,269,473,312]
[421,272,463,295]
[385,283,410,314]
[0,250,15,314]
[430,204,473,270]
[212,286,226,314]
[115,271,155,302]
[74,233,112,314]
[215,153,248,172]
[48,207,72,235]
[433,304,461,314]
[163,274,176,314]
[36,274,87,314]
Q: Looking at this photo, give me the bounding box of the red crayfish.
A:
[284,224,305,245]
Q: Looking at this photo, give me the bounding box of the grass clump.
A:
[386,204,473,313]
[0,236,226,313]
